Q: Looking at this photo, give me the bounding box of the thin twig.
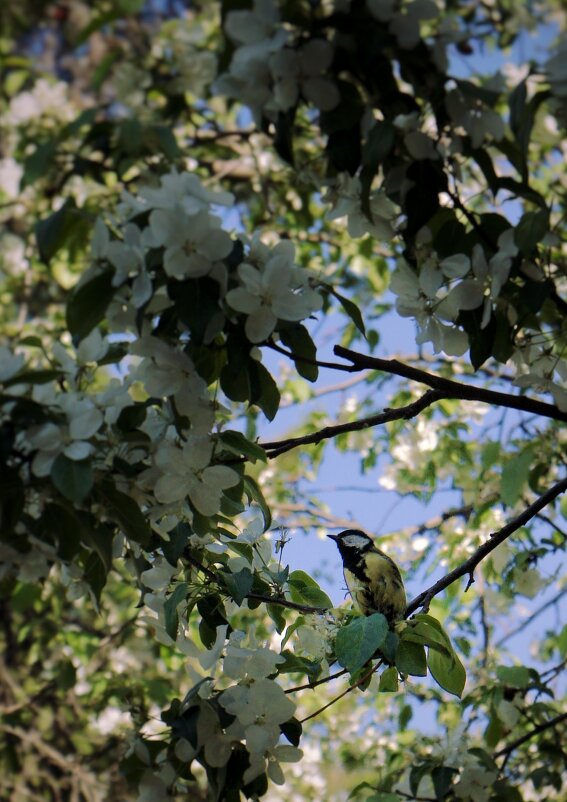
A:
[184,551,327,614]
[284,668,348,694]
[494,711,567,759]
[495,588,567,648]
[268,340,356,372]
[260,389,443,458]
[298,661,380,723]
[406,475,567,616]
[247,592,326,614]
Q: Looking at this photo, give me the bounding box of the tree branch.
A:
[246,592,326,614]
[298,660,381,723]
[495,587,567,648]
[268,340,356,372]
[405,475,567,616]
[284,667,348,694]
[260,389,443,458]
[183,550,327,614]
[334,346,567,424]
[494,711,567,759]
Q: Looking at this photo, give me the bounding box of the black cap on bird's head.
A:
[327,529,374,556]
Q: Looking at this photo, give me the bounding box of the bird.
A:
[327,529,406,625]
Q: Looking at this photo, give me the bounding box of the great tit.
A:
[328,529,406,624]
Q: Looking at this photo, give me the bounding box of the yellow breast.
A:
[344,550,406,623]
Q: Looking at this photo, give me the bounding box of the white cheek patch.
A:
[342,534,371,549]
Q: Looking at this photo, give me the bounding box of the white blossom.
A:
[148,207,233,280]
[324,173,396,240]
[226,239,322,342]
[3,78,74,125]
[153,436,239,514]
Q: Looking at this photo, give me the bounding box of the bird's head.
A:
[327,529,374,557]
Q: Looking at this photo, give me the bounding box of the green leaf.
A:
[82,551,108,604]
[41,503,83,560]
[427,647,466,697]
[273,109,295,166]
[220,567,253,606]
[363,120,396,170]
[330,289,366,337]
[221,353,251,402]
[267,603,287,634]
[288,570,332,609]
[482,440,500,470]
[153,124,182,160]
[164,582,189,640]
[278,650,321,676]
[395,640,427,677]
[170,277,222,345]
[279,324,319,382]
[496,665,531,688]
[251,361,280,420]
[432,766,458,799]
[379,665,399,692]
[66,268,115,341]
[162,523,191,566]
[242,475,272,532]
[509,79,527,140]
[98,481,152,545]
[402,624,452,657]
[51,455,93,504]
[35,199,87,264]
[501,448,534,507]
[411,615,452,648]
[280,717,302,747]
[4,369,61,387]
[0,465,25,536]
[335,613,388,674]
[515,210,549,255]
[220,431,267,464]
[22,140,58,188]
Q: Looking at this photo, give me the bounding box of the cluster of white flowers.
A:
[323,172,397,241]
[84,170,323,524]
[226,235,323,342]
[424,724,498,802]
[15,332,125,478]
[512,343,567,411]
[1,78,74,127]
[214,0,339,123]
[93,170,323,343]
[218,631,302,784]
[390,229,518,357]
[379,416,441,491]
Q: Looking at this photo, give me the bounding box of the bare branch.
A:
[495,587,567,648]
[246,592,326,614]
[298,661,381,723]
[334,345,567,424]
[261,389,442,458]
[494,711,567,759]
[268,340,356,372]
[284,667,348,694]
[406,475,567,616]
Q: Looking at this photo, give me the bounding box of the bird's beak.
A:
[327,534,339,542]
